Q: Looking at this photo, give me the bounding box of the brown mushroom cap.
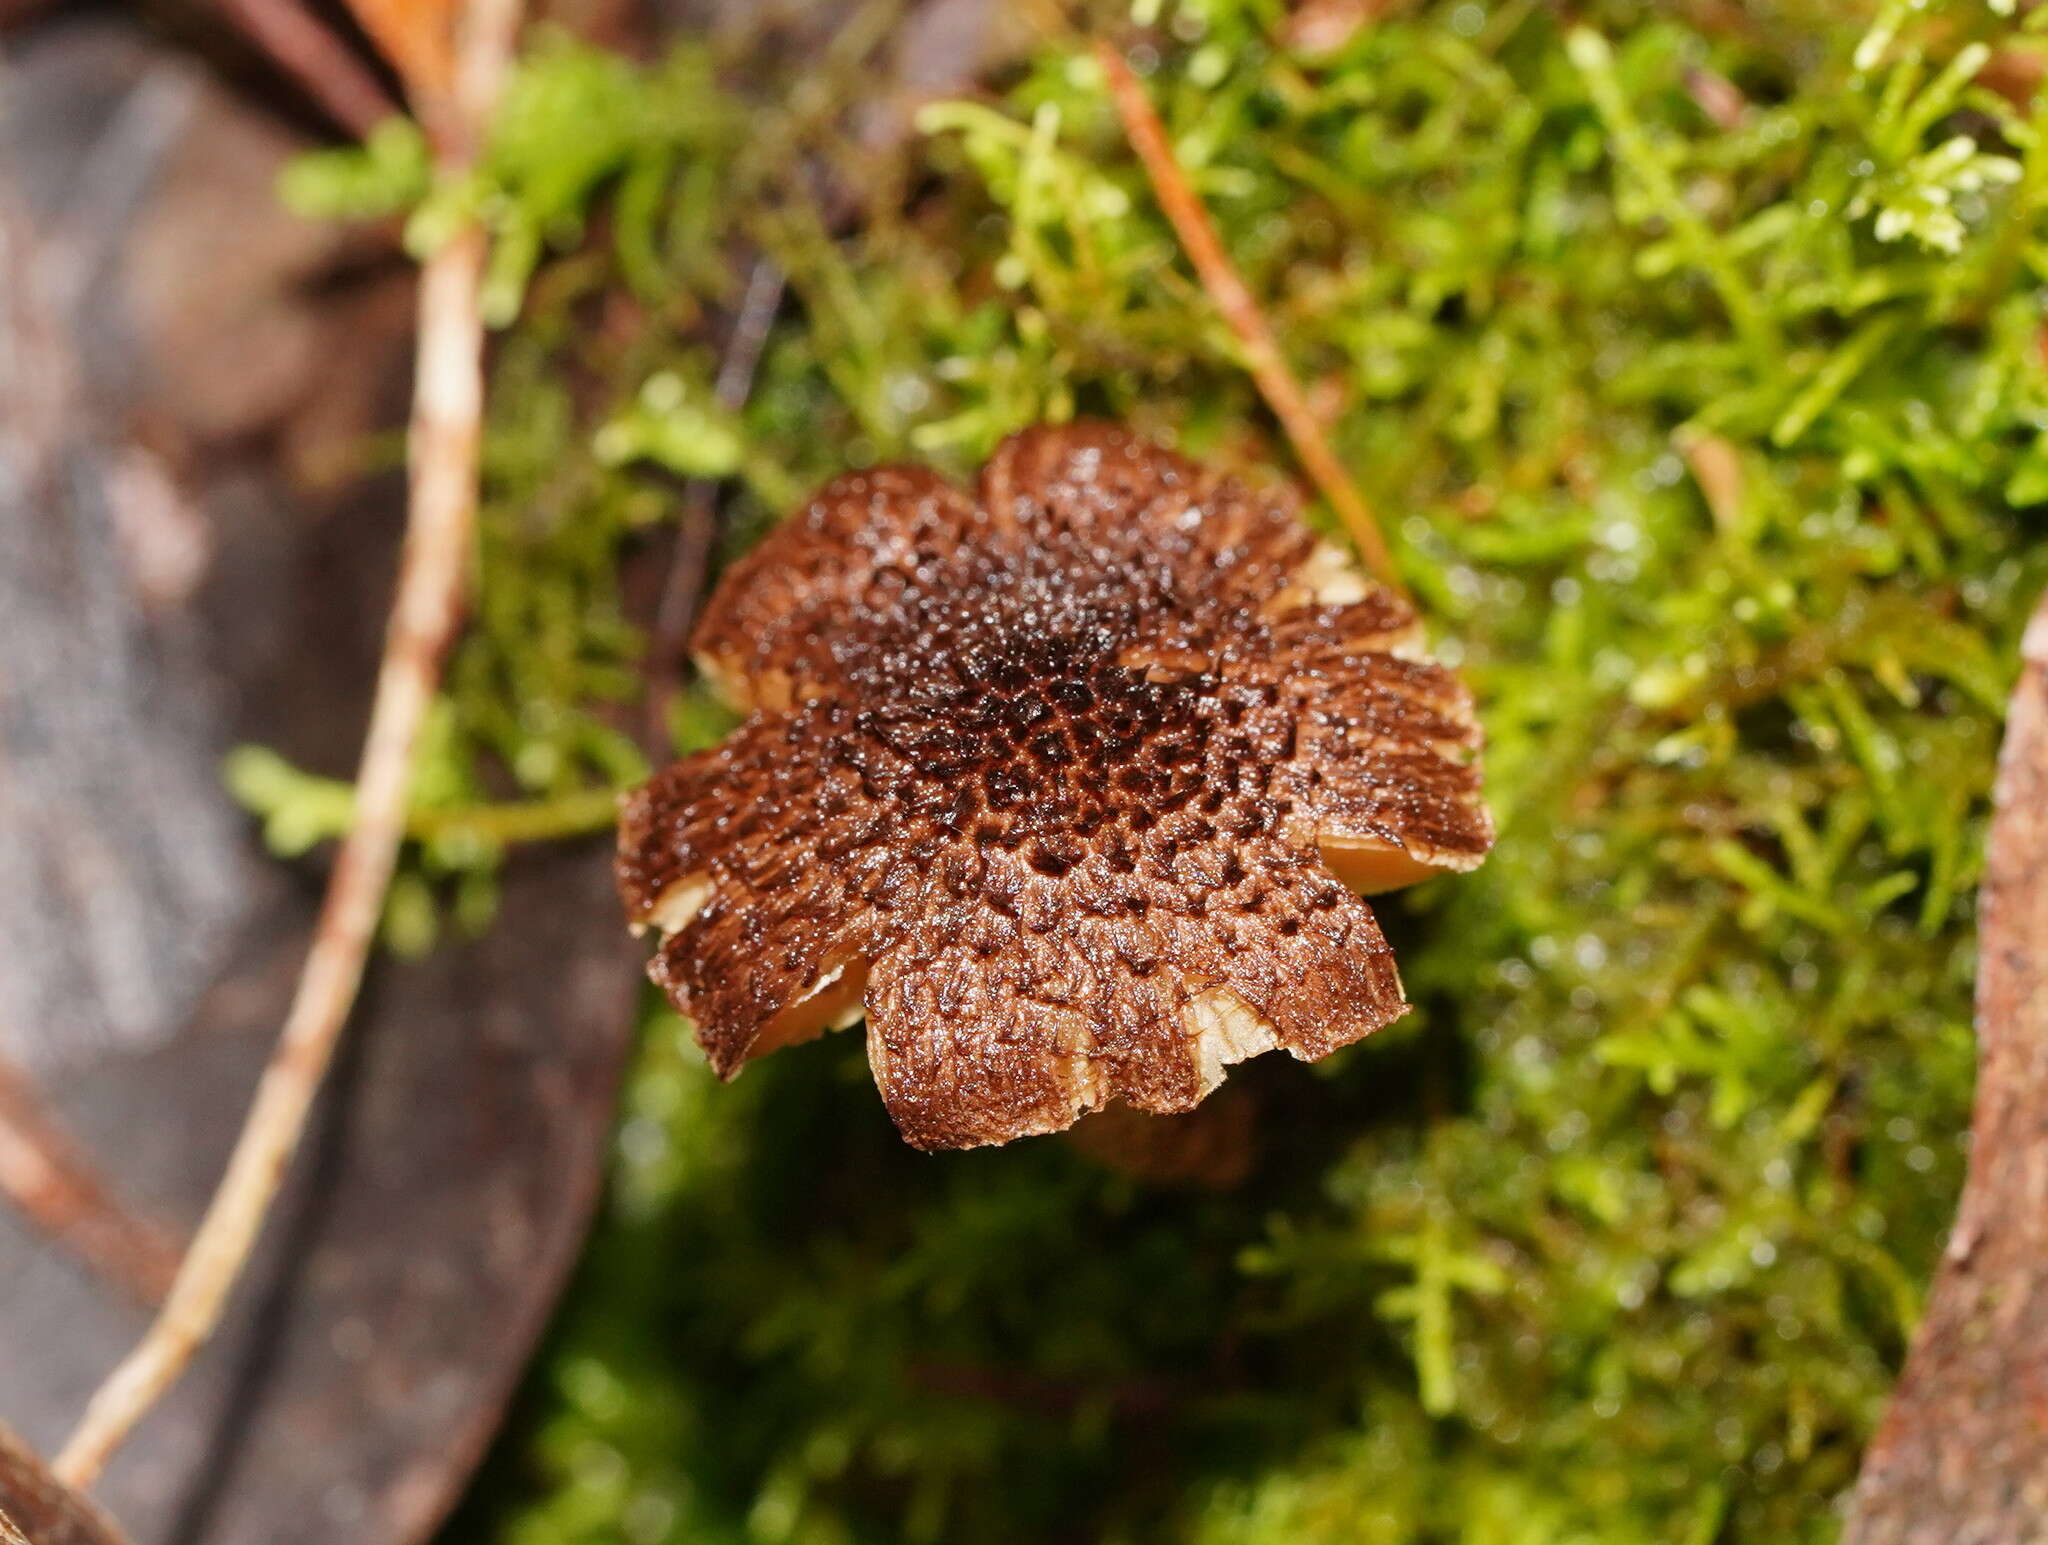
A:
[618,422,1492,1150]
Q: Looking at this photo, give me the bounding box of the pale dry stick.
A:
[53,0,523,1488]
[1094,40,1405,596]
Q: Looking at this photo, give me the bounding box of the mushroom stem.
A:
[52,0,520,1489]
[1095,40,1407,599]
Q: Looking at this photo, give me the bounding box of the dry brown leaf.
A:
[0,21,631,1542]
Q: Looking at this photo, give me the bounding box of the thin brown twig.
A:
[644,256,784,752]
[216,0,402,139]
[0,1056,180,1308]
[1094,41,1403,595]
[347,0,458,125]
[52,0,522,1489]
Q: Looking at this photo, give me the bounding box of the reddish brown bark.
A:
[0,1427,125,1545]
[1844,588,2048,1541]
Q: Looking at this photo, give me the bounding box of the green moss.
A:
[292,2,2048,1539]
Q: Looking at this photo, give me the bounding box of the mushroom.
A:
[617,422,1493,1150]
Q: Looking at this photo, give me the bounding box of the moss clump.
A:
[280,1,2048,1539]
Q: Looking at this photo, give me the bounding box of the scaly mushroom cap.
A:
[618,422,1492,1150]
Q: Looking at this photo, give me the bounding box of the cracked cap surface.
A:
[618,422,1492,1150]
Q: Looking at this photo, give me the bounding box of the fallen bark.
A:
[1844,587,2048,1542]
